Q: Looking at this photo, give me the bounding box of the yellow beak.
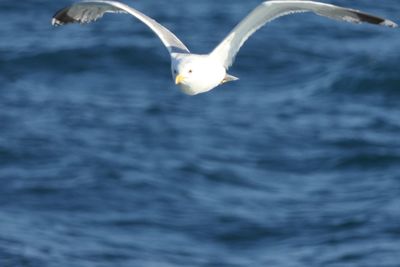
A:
[175,74,185,85]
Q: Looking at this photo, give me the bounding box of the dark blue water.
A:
[1,0,400,266]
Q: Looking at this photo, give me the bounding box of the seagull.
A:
[52,0,397,95]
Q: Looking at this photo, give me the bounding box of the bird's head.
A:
[173,59,196,87]
[172,55,226,95]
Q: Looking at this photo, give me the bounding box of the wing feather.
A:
[211,0,397,68]
[52,0,190,54]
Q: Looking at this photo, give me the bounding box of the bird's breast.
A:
[179,84,201,96]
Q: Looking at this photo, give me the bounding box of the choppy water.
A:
[1,0,400,266]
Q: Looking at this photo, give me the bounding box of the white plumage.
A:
[52,0,397,95]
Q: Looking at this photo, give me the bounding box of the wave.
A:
[324,53,400,96]
[333,152,400,170]
[1,45,169,76]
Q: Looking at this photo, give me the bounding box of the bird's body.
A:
[52,0,397,95]
[171,53,227,95]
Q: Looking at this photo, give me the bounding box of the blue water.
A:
[1,0,400,266]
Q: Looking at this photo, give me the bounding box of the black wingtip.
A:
[351,10,398,28]
[52,7,76,26]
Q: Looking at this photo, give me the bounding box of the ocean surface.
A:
[1,0,399,266]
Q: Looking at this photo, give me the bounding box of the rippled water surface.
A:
[1,0,400,266]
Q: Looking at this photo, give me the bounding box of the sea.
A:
[0,0,399,266]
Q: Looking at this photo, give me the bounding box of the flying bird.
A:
[52,0,397,95]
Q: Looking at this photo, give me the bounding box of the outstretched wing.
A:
[211,0,397,69]
[52,0,190,54]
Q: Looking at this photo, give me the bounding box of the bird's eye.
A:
[173,70,177,74]
[188,69,193,73]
